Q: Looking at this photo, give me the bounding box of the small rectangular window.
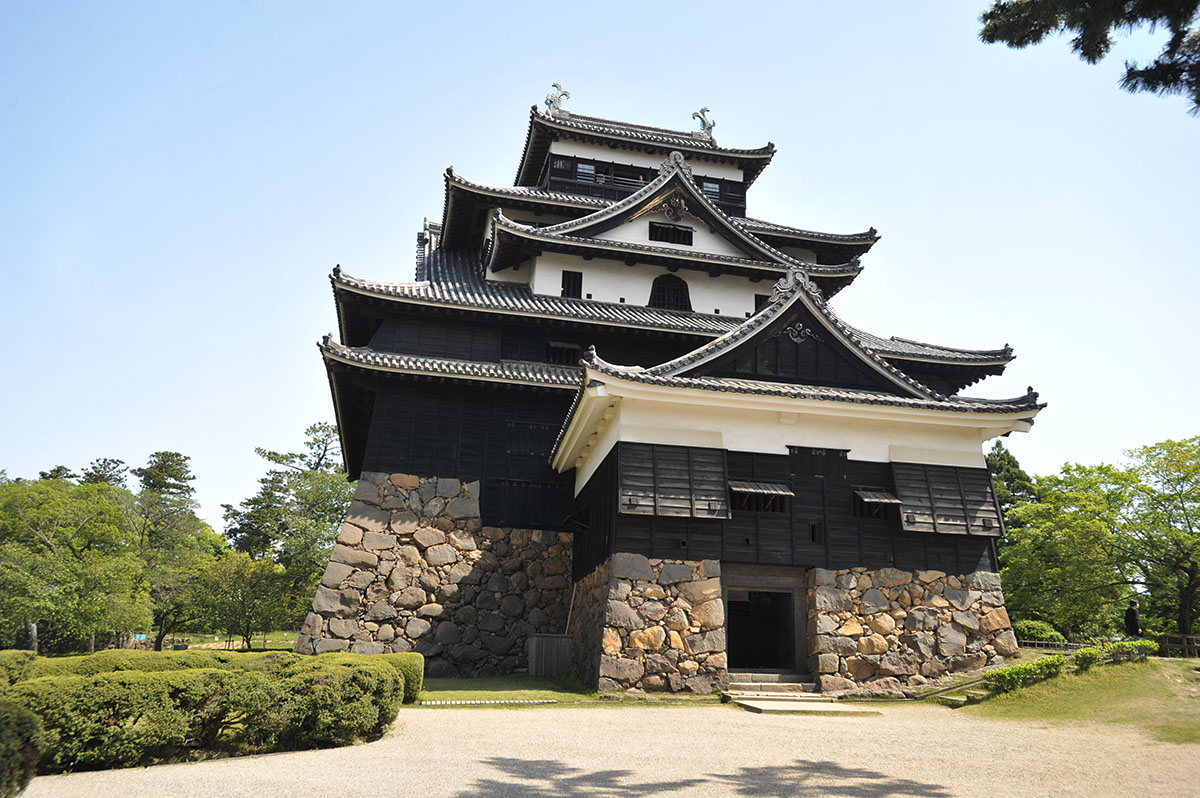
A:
[576,162,596,182]
[546,341,581,366]
[701,181,722,203]
[560,270,582,298]
[649,222,693,246]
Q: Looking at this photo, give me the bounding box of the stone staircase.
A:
[724,670,879,715]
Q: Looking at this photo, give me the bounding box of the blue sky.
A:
[2,1,1196,528]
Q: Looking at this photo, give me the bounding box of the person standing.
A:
[1124,599,1143,640]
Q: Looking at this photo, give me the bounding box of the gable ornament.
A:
[545,83,570,117]
[657,193,688,222]
[692,107,716,145]
[657,151,694,180]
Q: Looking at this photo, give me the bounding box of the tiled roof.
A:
[333,252,738,335]
[444,169,878,252]
[335,251,1013,366]
[586,359,1044,414]
[536,108,775,157]
[320,337,579,388]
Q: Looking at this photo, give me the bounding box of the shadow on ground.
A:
[454,757,950,797]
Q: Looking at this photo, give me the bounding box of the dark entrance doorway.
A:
[727,590,794,669]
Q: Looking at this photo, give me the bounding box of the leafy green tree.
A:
[986,440,1036,528]
[37,466,77,482]
[132,451,196,496]
[199,552,291,648]
[223,423,354,625]
[80,458,128,487]
[1001,436,1200,638]
[980,1,1200,114]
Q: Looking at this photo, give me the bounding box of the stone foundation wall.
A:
[807,567,1016,692]
[295,471,572,677]
[570,553,728,693]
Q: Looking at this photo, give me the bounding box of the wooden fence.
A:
[1159,634,1200,658]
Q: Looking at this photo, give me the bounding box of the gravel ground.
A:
[26,703,1200,798]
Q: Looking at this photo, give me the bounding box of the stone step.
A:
[965,690,990,701]
[727,671,813,684]
[729,681,817,694]
[734,698,881,716]
[938,695,969,708]
[726,690,834,702]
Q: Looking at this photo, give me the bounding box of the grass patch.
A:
[963,658,1200,743]
[421,675,599,704]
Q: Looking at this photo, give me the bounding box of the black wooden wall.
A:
[578,443,998,575]
[360,378,575,531]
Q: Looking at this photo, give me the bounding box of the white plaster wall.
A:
[618,400,989,466]
[775,245,819,264]
[595,210,747,258]
[528,251,774,319]
[549,139,745,184]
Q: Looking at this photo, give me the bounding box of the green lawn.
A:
[419,675,722,705]
[963,658,1200,743]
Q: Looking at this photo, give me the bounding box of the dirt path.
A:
[26,703,1200,798]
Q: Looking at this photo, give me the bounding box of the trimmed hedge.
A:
[984,654,1067,693]
[0,649,424,773]
[0,652,35,689]
[1073,640,1158,672]
[0,702,45,798]
[1011,620,1066,644]
[1072,646,1104,671]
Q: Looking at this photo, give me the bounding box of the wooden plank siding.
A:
[594,444,1000,574]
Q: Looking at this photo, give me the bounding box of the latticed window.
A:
[647,274,692,311]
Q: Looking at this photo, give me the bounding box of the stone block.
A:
[611,552,653,581]
[657,563,693,584]
[413,528,445,549]
[991,629,1019,656]
[390,473,420,490]
[816,613,840,634]
[952,610,980,632]
[916,570,946,583]
[944,588,981,611]
[405,618,432,638]
[809,568,836,587]
[599,655,644,684]
[351,641,385,655]
[979,606,1011,634]
[327,618,358,638]
[629,626,666,651]
[353,479,383,506]
[606,600,644,630]
[346,503,390,533]
[395,545,422,565]
[366,601,398,622]
[812,586,852,612]
[817,675,856,693]
[639,601,668,622]
[875,567,913,588]
[866,613,896,635]
[362,531,397,550]
[815,653,840,673]
[683,674,717,694]
[692,599,724,629]
[837,619,863,636]
[329,545,379,570]
[602,627,622,654]
[860,588,889,614]
[336,523,363,546]
[300,612,323,636]
[435,477,460,498]
[904,607,939,631]
[447,529,477,551]
[321,562,355,589]
[417,603,446,619]
[700,559,721,578]
[901,632,935,659]
[424,544,457,566]
[447,561,482,585]
[315,638,349,654]
[312,586,360,618]
[858,634,888,654]
[846,656,876,680]
[500,595,524,617]
[685,628,726,655]
[664,607,689,631]
[394,586,427,610]
[434,622,461,645]
[937,623,967,656]
[968,571,1002,592]
[679,578,722,605]
[814,635,858,656]
[445,497,480,520]
[950,652,987,672]
[874,650,919,676]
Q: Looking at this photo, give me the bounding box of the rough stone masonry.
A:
[295,472,572,677]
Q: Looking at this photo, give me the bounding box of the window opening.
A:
[576,162,596,182]
[647,274,692,311]
[649,222,693,246]
[560,270,583,298]
[546,341,582,366]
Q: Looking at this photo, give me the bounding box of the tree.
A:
[222,423,354,625]
[80,458,128,487]
[199,552,290,648]
[132,451,196,496]
[1000,436,1200,638]
[37,466,77,482]
[980,1,1200,114]
[986,440,1036,528]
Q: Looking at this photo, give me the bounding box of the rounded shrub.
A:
[0,652,35,688]
[0,701,46,798]
[1011,620,1066,644]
